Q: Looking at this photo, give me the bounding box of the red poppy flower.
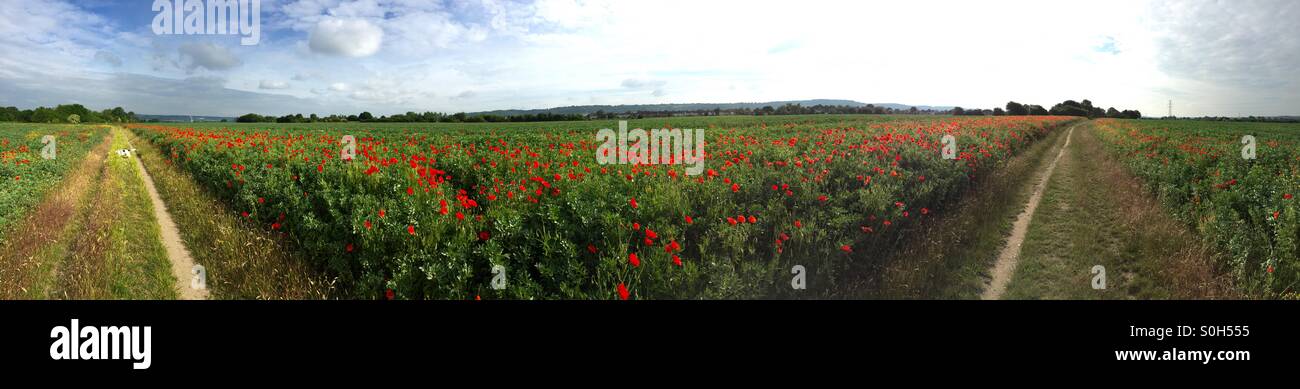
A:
[365,165,379,175]
[727,217,737,225]
[379,209,386,218]
[672,254,682,267]
[841,245,852,252]
[407,187,415,196]
[364,220,372,229]
[617,283,629,300]
[645,229,658,239]
[385,289,394,300]
[921,208,930,215]
[258,197,265,204]
[731,183,740,192]
[241,211,249,218]
[271,223,281,230]
[346,243,354,252]
[1285,193,1294,200]
[685,215,694,224]
[478,231,491,241]
[629,197,639,209]
[408,225,416,235]
[818,195,828,202]
[1268,265,1274,274]
[748,215,757,223]
[587,244,598,254]
[629,252,640,267]
[632,222,641,230]
[455,212,465,220]
[794,220,803,228]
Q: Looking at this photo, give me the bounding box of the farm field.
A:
[5,116,1292,300]
[0,125,175,299]
[0,124,108,231]
[127,114,1078,299]
[1092,119,1299,296]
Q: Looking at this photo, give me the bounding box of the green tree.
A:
[1005,101,1028,115]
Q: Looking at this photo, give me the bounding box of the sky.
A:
[0,0,1297,117]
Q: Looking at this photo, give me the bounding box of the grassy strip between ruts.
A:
[99,128,175,299]
[127,129,336,299]
[1003,122,1235,299]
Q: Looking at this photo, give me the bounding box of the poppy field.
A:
[1093,119,1300,295]
[127,115,1078,299]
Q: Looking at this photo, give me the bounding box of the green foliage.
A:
[0,124,109,231]
[130,115,1075,299]
[1094,119,1300,295]
[0,105,135,123]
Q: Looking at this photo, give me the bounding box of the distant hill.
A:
[137,114,234,122]
[471,100,953,116]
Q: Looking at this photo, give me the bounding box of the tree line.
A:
[960,100,1142,119]
[0,104,138,124]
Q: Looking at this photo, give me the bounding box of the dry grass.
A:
[127,130,337,299]
[56,156,118,298]
[1095,131,1237,299]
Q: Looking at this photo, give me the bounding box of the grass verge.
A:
[127,130,336,299]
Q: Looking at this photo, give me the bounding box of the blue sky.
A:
[1,0,1297,117]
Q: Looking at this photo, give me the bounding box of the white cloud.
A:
[259,80,290,90]
[178,42,242,71]
[308,18,384,57]
[2,0,1299,117]
[621,79,667,89]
